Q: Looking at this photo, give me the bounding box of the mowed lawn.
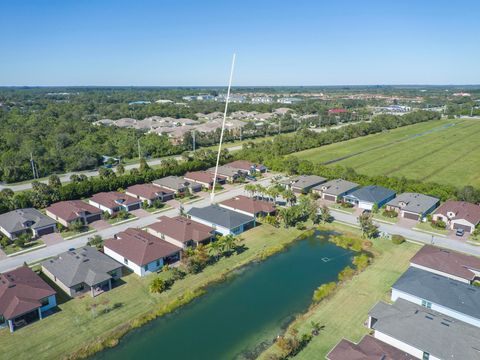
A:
[258,225,420,360]
[296,118,480,187]
[0,224,304,360]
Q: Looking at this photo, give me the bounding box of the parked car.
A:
[456,228,465,237]
[246,175,257,181]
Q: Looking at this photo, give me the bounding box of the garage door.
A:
[324,194,336,201]
[359,201,373,210]
[36,225,56,236]
[403,212,419,220]
[453,223,472,233]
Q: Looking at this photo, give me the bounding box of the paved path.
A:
[0,145,243,192]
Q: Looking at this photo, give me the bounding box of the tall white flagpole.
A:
[210,53,236,203]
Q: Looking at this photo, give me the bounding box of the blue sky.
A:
[0,0,479,86]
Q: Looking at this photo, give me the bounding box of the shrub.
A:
[382,209,398,218]
[338,266,355,281]
[0,236,10,248]
[340,201,354,208]
[391,234,406,245]
[432,219,446,229]
[296,222,306,230]
[149,278,167,294]
[329,235,363,252]
[312,282,337,302]
[353,253,370,271]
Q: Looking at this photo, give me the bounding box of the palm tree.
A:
[283,189,296,206]
[222,234,236,254]
[208,240,222,261]
[268,187,280,204]
[244,184,256,198]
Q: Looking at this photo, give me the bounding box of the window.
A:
[40,298,49,306]
[423,352,430,360]
[124,258,129,265]
[156,259,161,267]
[144,265,148,271]
[421,300,432,309]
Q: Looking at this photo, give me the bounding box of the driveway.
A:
[41,233,64,247]
[130,209,150,218]
[90,220,111,231]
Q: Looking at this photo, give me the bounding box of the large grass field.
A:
[296,118,480,188]
[0,224,305,360]
[258,223,420,360]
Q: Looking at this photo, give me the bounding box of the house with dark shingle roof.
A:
[187,205,255,235]
[147,216,214,249]
[152,175,202,195]
[327,335,414,360]
[207,166,240,182]
[41,246,122,297]
[432,200,480,233]
[45,200,102,228]
[312,179,359,202]
[343,185,396,210]
[0,208,57,239]
[125,183,174,205]
[0,266,57,332]
[219,195,276,217]
[104,228,181,276]
[368,299,480,360]
[279,175,327,194]
[410,245,480,284]
[391,267,480,328]
[386,193,439,221]
[88,191,142,215]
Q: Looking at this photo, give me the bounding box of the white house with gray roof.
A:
[343,185,396,210]
[187,205,255,236]
[41,246,122,297]
[386,193,439,221]
[391,267,480,328]
[279,175,327,194]
[0,208,57,240]
[312,179,359,202]
[152,176,201,195]
[368,299,480,360]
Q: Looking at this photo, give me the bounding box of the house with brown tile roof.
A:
[104,228,181,276]
[224,160,267,175]
[0,266,57,332]
[184,171,226,189]
[88,192,142,215]
[207,166,240,182]
[218,195,276,218]
[432,200,480,233]
[147,216,214,249]
[327,335,414,360]
[410,245,480,284]
[45,200,102,228]
[125,183,174,205]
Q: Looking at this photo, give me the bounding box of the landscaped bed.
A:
[2,239,45,256]
[413,221,449,236]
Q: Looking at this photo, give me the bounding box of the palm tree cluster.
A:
[244,183,296,206]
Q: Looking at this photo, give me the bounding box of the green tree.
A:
[139,158,150,172]
[116,163,125,175]
[48,174,62,188]
[358,213,378,238]
[149,277,167,294]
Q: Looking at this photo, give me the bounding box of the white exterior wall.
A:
[374,330,440,360]
[104,247,164,277]
[125,192,153,205]
[392,288,480,328]
[409,263,471,284]
[188,215,232,235]
[0,226,13,239]
[88,200,114,215]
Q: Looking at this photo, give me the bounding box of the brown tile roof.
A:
[148,216,213,243]
[410,245,480,282]
[90,192,140,209]
[0,266,56,320]
[104,228,181,266]
[327,335,414,360]
[46,200,102,222]
[225,160,264,171]
[126,184,174,201]
[184,171,225,185]
[433,200,480,225]
[219,195,275,215]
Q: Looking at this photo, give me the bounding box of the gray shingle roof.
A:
[392,267,480,320]
[187,205,254,229]
[344,185,396,204]
[42,246,122,287]
[370,299,480,359]
[290,175,327,190]
[0,208,56,233]
[313,179,359,196]
[386,192,439,214]
[152,176,188,191]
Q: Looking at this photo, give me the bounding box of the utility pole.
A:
[192,130,196,152]
[471,106,474,117]
[30,153,37,179]
[240,127,242,141]
[137,139,141,159]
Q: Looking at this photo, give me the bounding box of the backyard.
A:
[295,118,480,188]
[257,223,420,360]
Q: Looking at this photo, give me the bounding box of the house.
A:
[432,200,480,233]
[410,245,480,284]
[343,185,396,210]
[0,266,56,332]
[152,175,202,195]
[368,299,480,360]
[279,175,327,194]
[187,205,255,235]
[219,195,276,218]
[125,183,174,205]
[104,228,181,276]
[312,179,359,202]
[88,192,142,215]
[147,216,214,249]
[224,160,267,175]
[385,193,439,220]
[207,166,240,183]
[327,335,414,360]
[41,246,122,297]
[0,208,57,240]
[184,171,226,189]
[45,200,102,228]
[391,267,480,328]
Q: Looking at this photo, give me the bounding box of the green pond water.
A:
[92,231,352,360]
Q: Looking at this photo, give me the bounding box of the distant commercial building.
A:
[277,97,303,104]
